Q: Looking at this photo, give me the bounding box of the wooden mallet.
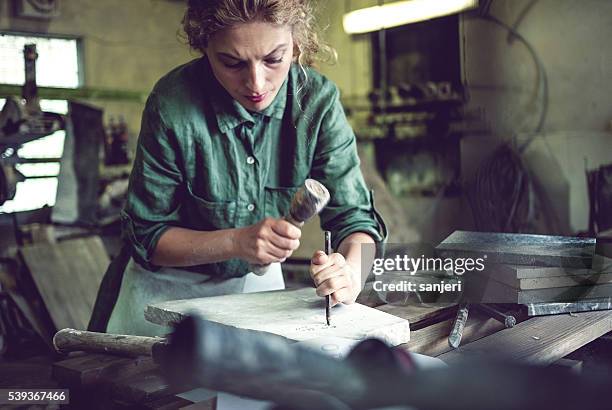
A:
[250,178,330,275]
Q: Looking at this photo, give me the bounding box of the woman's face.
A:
[206,21,294,112]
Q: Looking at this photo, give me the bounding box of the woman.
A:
[95,0,387,336]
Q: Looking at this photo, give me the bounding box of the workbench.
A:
[374,295,612,364]
[51,286,612,409]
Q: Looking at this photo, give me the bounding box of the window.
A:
[0,32,80,213]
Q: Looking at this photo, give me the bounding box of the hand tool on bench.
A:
[250,178,330,275]
[448,303,469,348]
[475,304,517,328]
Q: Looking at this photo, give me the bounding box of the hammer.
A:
[250,178,330,275]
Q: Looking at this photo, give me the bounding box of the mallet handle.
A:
[53,328,166,357]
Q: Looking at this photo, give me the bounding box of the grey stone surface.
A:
[436,231,596,268]
[145,287,411,346]
[478,265,612,290]
[469,275,612,304]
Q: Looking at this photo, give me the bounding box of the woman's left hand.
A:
[310,250,359,305]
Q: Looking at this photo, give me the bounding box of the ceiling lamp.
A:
[343,0,479,34]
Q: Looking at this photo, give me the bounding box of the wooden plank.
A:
[375,303,455,327]
[436,230,595,268]
[438,310,612,365]
[598,331,612,342]
[401,311,505,357]
[0,356,59,389]
[20,236,109,331]
[140,395,195,409]
[52,353,156,386]
[110,369,183,404]
[7,290,55,347]
[145,287,410,346]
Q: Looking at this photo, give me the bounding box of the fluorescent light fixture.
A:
[343,0,479,34]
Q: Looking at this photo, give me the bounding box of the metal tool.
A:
[448,303,469,349]
[325,230,332,326]
[476,304,517,328]
[250,179,330,275]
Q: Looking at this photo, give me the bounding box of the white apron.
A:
[106,258,285,336]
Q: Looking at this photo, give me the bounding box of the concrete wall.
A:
[320,0,612,237]
[314,0,377,98]
[461,0,612,234]
[0,0,194,143]
[315,0,468,245]
[463,0,612,135]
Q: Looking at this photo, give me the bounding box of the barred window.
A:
[0,32,80,213]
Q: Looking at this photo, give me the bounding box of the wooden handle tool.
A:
[251,179,330,275]
[53,328,167,357]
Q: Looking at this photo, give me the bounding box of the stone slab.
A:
[145,288,410,346]
[435,230,596,268]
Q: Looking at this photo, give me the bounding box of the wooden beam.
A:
[110,369,185,404]
[438,310,612,365]
[401,310,505,357]
[375,303,456,328]
[20,236,110,332]
[52,353,156,386]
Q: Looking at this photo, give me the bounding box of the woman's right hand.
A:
[235,217,301,264]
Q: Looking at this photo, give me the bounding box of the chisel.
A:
[324,230,332,326]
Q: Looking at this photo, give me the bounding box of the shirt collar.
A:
[204,58,287,134]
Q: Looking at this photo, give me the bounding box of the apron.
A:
[106,258,285,337]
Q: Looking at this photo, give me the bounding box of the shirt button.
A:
[247,203,255,212]
[246,156,255,165]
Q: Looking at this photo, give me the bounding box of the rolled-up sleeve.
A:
[121,93,183,270]
[310,87,388,251]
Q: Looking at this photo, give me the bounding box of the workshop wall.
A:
[316,0,467,245]
[0,0,194,149]
[314,0,376,99]
[322,0,612,238]
[462,0,612,233]
[463,0,612,136]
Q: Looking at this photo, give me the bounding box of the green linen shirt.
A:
[122,57,387,279]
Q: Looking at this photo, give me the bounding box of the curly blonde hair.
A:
[181,0,336,67]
